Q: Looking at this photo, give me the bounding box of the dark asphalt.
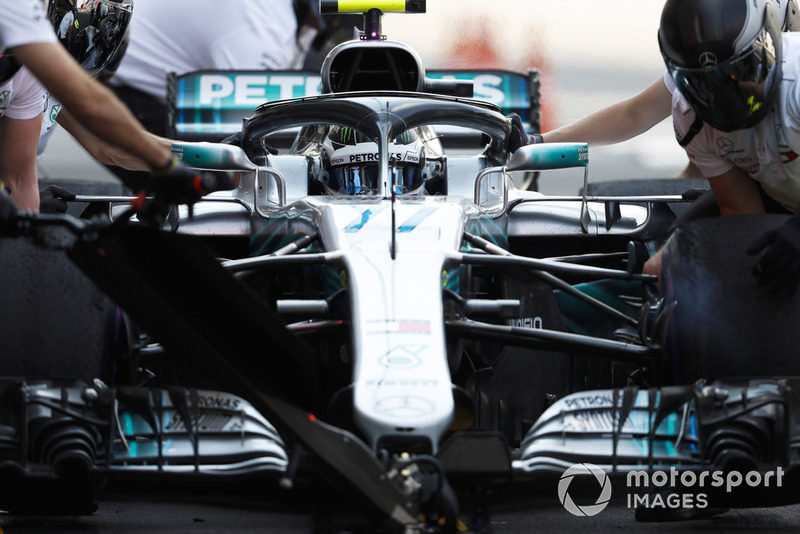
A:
[2,477,800,533]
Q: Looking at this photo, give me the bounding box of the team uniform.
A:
[0,0,57,52]
[0,68,46,123]
[108,0,300,106]
[2,0,59,155]
[667,33,800,212]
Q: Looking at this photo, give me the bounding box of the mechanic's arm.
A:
[0,114,43,211]
[543,77,672,146]
[11,41,172,175]
[56,107,172,172]
[642,166,765,279]
[706,166,765,216]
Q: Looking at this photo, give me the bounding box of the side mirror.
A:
[506,142,588,172]
[507,143,591,232]
[172,142,257,172]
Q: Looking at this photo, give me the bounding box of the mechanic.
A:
[0,0,198,213]
[36,0,176,176]
[644,0,800,295]
[509,0,799,179]
[107,0,315,137]
[97,0,320,189]
[510,0,800,294]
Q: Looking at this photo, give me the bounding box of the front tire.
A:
[659,215,800,384]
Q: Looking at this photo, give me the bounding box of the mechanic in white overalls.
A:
[516,0,799,181]
[643,0,800,295]
[509,0,800,294]
[0,0,197,212]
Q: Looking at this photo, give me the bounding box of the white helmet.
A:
[321,127,426,195]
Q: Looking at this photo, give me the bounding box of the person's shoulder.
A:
[1,0,57,50]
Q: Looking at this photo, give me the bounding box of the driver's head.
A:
[659,0,782,131]
[321,126,426,195]
[46,0,133,79]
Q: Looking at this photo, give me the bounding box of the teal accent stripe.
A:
[398,206,438,233]
[345,208,383,233]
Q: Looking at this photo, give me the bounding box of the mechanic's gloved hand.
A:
[506,112,544,153]
[746,211,800,295]
[148,156,236,206]
[39,185,76,214]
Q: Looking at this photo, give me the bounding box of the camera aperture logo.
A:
[558,464,785,516]
[558,463,612,517]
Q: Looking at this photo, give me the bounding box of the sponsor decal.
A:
[378,345,426,369]
[374,395,436,417]
[190,73,321,107]
[196,394,242,410]
[507,316,543,329]
[49,104,61,123]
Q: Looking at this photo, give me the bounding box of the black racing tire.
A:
[0,230,128,384]
[659,214,800,384]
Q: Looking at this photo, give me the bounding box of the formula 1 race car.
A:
[1,2,799,532]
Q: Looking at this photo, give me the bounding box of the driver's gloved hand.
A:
[39,185,76,214]
[746,211,800,295]
[506,112,543,153]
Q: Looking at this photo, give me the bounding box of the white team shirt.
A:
[669,33,800,211]
[0,68,47,121]
[108,0,300,105]
[0,0,57,52]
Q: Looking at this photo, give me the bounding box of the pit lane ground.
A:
[2,477,800,534]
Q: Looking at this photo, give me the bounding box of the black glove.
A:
[148,156,235,205]
[39,185,76,214]
[506,112,543,153]
[746,211,800,295]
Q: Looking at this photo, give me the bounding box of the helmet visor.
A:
[330,165,423,195]
[330,165,380,195]
[665,27,778,131]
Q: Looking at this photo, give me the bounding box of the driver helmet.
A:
[46,0,133,79]
[321,126,426,195]
[659,0,782,131]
